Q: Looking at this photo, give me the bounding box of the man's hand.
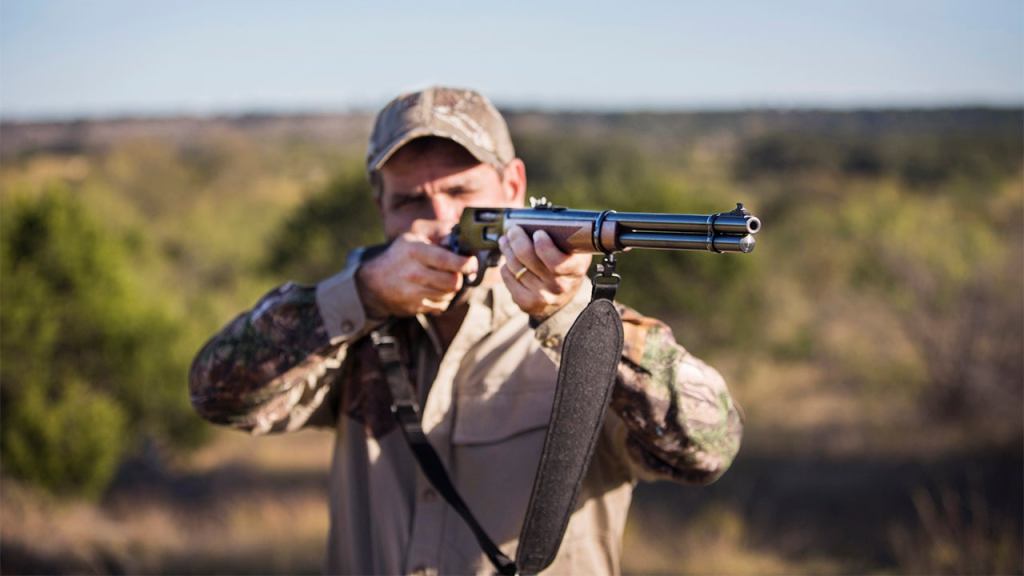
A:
[356,221,478,317]
[498,225,592,321]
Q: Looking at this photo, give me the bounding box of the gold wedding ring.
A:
[514,266,528,281]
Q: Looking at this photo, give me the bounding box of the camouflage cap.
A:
[367,86,515,176]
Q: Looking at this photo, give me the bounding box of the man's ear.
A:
[502,158,527,205]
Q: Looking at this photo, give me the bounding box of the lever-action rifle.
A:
[448,197,762,287]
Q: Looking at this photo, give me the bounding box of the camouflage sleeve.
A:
[611,306,743,485]
[188,282,347,435]
[534,286,743,485]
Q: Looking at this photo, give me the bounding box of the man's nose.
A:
[429,195,459,226]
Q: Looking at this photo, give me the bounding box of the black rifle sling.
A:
[514,289,623,574]
[370,326,517,576]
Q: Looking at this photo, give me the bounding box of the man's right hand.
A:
[356,221,478,318]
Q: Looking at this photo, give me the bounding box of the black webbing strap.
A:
[370,326,517,576]
[514,281,623,574]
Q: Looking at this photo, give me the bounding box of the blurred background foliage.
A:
[1,188,205,497]
[0,108,1021,574]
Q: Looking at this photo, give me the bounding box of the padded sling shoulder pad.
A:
[515,298,624,574]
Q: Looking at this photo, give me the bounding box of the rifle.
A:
[448,197,761,286]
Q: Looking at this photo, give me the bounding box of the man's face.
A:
[377,139,525,242]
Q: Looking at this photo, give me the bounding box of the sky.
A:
[1,0,1022,118]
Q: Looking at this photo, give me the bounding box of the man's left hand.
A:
[498,225,592,321]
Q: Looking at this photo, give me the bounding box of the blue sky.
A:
[1,0,1021,118]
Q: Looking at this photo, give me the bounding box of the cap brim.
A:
[368,126,500,173]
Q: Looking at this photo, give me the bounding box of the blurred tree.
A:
[264,165,383,283]
[1,188,207,498]
[801,182,1023,425]
[734,134,839,179]
[840,142,886,176]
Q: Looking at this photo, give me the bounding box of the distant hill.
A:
[3,107,1019,161]
[0,113,375,160]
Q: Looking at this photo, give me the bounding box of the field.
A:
[2,108,1021,574]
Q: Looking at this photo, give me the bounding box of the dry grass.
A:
[182,427,335,474]
[621,502,845,575]
[1,429,334,575]
[888,486,1023,575]
[2,479,329,575]
[717,353,1018,459]
[3,427,1021,575]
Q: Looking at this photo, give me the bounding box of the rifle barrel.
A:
[456,203,761,256]
[618,231,756,253]
[607,212,760,236]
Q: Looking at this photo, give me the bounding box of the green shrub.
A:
[2,378,126,498]
[1,188,206,498]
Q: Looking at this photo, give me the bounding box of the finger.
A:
[506,226,550,279]
[498,240,542,288]
[498,234,529,279]
[534,230,591,276]
[409,265,462,293]
[417,297,450,315]
[461,255,479,277]
[500,261,539,307]
[414,282,462,300]
[516,263,555,297]
[409,242,474,273]
[507,228,566,293]
[553,274,583,296]
[500,258,557,310]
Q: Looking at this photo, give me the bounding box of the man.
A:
[190,86,743,575]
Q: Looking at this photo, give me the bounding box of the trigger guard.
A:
[464,252,488,287]
[466,250,499,287]
[465,270,486,287]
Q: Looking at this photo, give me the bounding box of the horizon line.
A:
[3,99,1022,124]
